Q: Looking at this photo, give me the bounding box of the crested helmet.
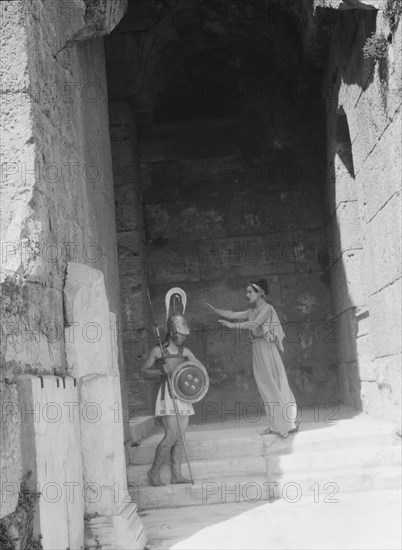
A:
[167,313,190,335]
[165,287,190,336]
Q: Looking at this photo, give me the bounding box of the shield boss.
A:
[171,361,209,404]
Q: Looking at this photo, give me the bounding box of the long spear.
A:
[146,287,194,485]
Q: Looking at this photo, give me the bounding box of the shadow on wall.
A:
[324,6,388,415]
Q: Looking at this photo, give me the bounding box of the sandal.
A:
[289,420,301,433]
[261,427,273,435]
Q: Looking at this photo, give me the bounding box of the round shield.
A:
[171,361,209,404]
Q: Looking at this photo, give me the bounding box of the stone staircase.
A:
[126,407,401,511]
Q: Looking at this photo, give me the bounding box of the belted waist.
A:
[250,334,275,344]
[249,334,265,343]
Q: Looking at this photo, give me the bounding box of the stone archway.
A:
[105,0,339,425]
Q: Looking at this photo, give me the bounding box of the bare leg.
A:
[171,415,191,484]
[147,416,178,487]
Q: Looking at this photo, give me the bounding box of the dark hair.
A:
[249,278,269,296]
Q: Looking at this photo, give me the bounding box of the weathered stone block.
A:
[17,375,85,549]
[314,0,378,10]
[365,354,401,421]
[0,383,22,519]
[139,117,259,162]
[64,263,113,378]
[360,353,401,422]
[355,331,373,369]
[115,190,140,232]
[337,361,362,410]
[118,231,143,271]
[283,319,338,405]
[126,377,156,415]
[352,69,402,176]
[335,308,358,364]
[144,200,228,242]
[0,3,29,86]
[141,160,183,203]
[79,374,128,516]
[280,273,332,322]
[365,192,401,294]
[283,320,337,367]
[204,328,252,375]
[71,0,128,41]
[86,502,146,550]
[326,201,362,258]
[146,240,201,284]
[287,365,338,408]
[358,109,402,222]
[25,0,86,55]
[324,158,357,218]
[0,94,36,277]
[369,278,402,358]
[330,250,366,315]
[199,233,296,281]
[141,151,307,203]
[2,283,65,375]
[119,281,148,332]
[294,229,326,273]
[227,189,323,235]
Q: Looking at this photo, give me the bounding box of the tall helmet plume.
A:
[165,287,189,335]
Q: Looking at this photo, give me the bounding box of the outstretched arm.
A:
[219,306,272,336]
[204,303,249,320]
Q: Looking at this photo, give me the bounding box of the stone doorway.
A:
[105,0,338,425]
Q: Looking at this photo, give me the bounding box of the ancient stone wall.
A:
[104,0,340,420]
[323,0,401,421]
[137,81,338,421]
[1,0,123,386]
[107,98,155,415]
[0,0,129,538]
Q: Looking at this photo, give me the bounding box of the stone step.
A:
[128,428,263,465]
[266,442,402,476]
[129,425,399,465]
[267,465,402,500]
[128,415,155,444]
[262,424,400,455]
[132,463,402,510]
[130,476,271,510]
[128,455,267,486]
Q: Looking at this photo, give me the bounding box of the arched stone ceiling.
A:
[106,0,337,120]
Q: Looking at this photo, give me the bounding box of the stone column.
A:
[64,262,146,549]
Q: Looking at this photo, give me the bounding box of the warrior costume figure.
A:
[142,288,208,486]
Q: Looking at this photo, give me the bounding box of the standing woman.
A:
[204,279,298,438]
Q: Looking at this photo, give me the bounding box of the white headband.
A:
[250,283,264,294]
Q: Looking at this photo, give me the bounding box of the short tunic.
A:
[248,304,298,433]
[154,345,194,417]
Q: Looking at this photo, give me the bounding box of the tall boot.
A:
[147,443,170,487]
[170,442,191,484]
